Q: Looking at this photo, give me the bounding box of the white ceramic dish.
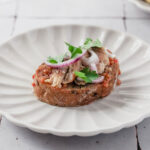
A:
[129,0,150,13]
[0,24,150,137]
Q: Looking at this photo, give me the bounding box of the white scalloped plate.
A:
[0,24,150,136]
[129,0,150,13]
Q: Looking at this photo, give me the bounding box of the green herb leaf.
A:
[74,68,99,83]
[47,55,64,64]
[65,42,82,58]
[84,38,92,45]
[47,57,58,64]
[82,68,99,81]
[47,38,102,64]
[81,38,102,50]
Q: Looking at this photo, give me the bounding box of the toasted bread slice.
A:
[33,61,119,107]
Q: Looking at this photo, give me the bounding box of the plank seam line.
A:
[135,126,142,150]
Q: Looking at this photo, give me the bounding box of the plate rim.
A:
[1,108,150,136]
[128,0,150,13]
[1,24,150,136]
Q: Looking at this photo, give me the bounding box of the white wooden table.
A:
[0,0,150,149]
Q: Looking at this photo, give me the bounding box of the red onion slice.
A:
[92,76,104,83]
[104,49,115,58]
[82,49,99,66]
[87,49,99,64]
[45,50,87,68]
[90,63,98,73]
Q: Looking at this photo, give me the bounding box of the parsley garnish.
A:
[47,38,102,64]
[65,42,82,58]
[47,55,64,64]
[74,68,99,83]
[81,38,102,50]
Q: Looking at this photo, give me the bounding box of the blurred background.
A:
[0,0,149,42]
[0,0,150,150]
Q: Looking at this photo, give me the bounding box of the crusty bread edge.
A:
[33,63,119,107]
